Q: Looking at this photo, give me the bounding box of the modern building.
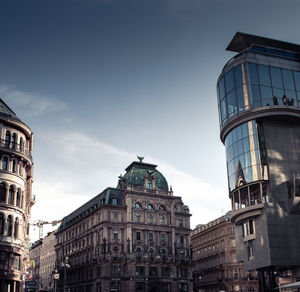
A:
[0,99,35,292]
[191,212,258,292]
[55,158,192,292]
[216,32,300,290]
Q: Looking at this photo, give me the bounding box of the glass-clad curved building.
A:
[217,33,300,290]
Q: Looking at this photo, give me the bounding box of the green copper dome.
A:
[121,160,168,191]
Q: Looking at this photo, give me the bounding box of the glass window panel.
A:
[297,91,300,101]
[237,140,243,155]
[234,65,243,88]
[220,98,227,123]
[236,87,245,112]
[233,142,238,158]
[242,123,249,138]
[251,85,261,107]
[258,65,271,86]
[226,91,238,117]
[245,152,251,168]
[260,86,273,106]
[219,77,225,99]
[270,67,283,88]
[294,71,300,91]
[236,124,242,141]
[225,70,235,93]
[248,63,259,85]
[243,137,250,153]
[245,166,253,183]
[282,69,295,90]
[273,88,284,105]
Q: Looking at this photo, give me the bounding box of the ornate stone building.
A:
[0,99,34,292]
[55,158,192,292]
[191,212,258,292]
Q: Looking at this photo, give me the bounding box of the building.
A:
[191,212,258,292]
[29,240,43,289]
[55,158,192,292]
[0,99,35,292]
[39,231,56,291]
[216,32,300,289]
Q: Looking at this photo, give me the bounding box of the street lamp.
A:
[61,256,70,292]
[52,269,60,292]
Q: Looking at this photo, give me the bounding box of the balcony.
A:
[0,140,32,161]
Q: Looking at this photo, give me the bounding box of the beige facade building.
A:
[55,158,192,292]
[191,212,258,292]
[0,99,34,292]
[40,231,56,291]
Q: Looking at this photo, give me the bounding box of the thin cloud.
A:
[0,85,68,116]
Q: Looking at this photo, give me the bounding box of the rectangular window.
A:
[113,231,118,240]
[148,233,153,242]
[135,266,145,276]
[135,213,141,223]
[113,213,118,222]
[247,241,254,260]
[112,198,118,206]
[160,233,165,242]
[161,267,170,277]
[136,231,141,241]
[149,267,158,278]
[243,219,255,237]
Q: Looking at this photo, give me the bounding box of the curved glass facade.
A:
[217,60,300,127]
[225,120,268,192]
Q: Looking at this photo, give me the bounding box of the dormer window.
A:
[148,180,153,190]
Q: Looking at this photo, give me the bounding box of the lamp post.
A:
[61,256,70,292]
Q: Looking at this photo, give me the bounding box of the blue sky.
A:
[1,0,300,240]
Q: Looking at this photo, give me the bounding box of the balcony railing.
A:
[0,139,32,160]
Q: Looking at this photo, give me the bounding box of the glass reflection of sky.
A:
[225,121,263,192]
[217,61,300,127]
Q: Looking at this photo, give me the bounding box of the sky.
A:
[1,0,300,241]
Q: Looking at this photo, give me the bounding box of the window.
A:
[243,219,255,237]
[14,218,19,238]
[135,213,141,223]
[147,204,154,210]
[11,133,16,149]
[113,231,118,240]
[148,232,153,242]
[112,198,118,206]
[159,215,165,225]
[7,215,13,236]
[20,137,24,152]
[5,131,10,148]
[180,236,184,244]
[0,213,4,235]
[177,205,182,212]
[8,186,14,205]
[134,202,142,208]
[135,247,142,258]
[149,267,158,278]
[2,156,8,171]
[178,219,183,227]
[135,266,145,276]
[147,180,153,190]
[16,189,21,207]
[0,183,6,202]
[161,267,170,277]
[136,231,141,241]
[12,159,17,173]
[247,241,254,260]
[149,248,154,260]
[113,246,118,256]
[159,205,166,211]
[161,249,166,262]
[160,233,165,242]
[113,213,118,222]
[148,214,153,224]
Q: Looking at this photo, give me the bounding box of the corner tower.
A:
[217,33,300,289]
[0,99,34,292]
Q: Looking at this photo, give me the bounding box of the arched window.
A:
[20,194,24,209]
[148,180,153,190]
[11,133,16,149]
[20,137,24,152]
[159,205,166,211]
[5,131,11,148]
[14,218,19,238]
[16,189,21,207]
[7,215,13,236]
[12,159,17,173]
[147,204,154,210]
[2,156,8,171]
[0,213,4,235]
[8,186,14,205]
[134,202,142,209]
[0,183,6,202]
[136,247,142,258]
